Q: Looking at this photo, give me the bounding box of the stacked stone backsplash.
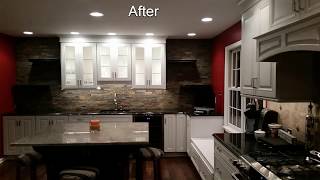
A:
[267,101,320,149]
[14,38,213,113]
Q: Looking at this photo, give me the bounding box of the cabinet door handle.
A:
[115,72,117,79]
[16,121,19,127]
[79,80,82,86]
[298,0,304,10]
[293,0,299,12]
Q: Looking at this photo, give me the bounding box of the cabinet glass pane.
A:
[100,47,110,55]
[136,60,145,74]
[152,74,161,85]
[118,47,128,56]
[65,59,76,74]
[101,67,112,78]
[135,48,144,59]
[135,74,145,85]
[117,56,128,66]
[83,47,93,59]
[152,60,161,74]
[117,67,128,78]
[65,74,77,86]
[82,60,94,74]
[65,46,76,59]
[152,47,161,59]
[100,56,112,66]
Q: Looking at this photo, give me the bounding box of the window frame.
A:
[224,41,246,133]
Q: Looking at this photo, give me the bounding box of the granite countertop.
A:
[12,122,149,146]
[3,109,185,116]
[3,110,222,116]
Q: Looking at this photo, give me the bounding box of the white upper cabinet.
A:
[61,43,97,89]
[132,44,166,89]
[270,0,320,31]
[270,0,297,29]
[241,0,277,98]
[97,43,131,81]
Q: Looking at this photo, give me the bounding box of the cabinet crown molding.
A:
[60,35,167,44]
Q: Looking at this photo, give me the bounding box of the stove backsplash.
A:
[267,101,320,149]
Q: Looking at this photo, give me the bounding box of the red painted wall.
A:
[211,22,241,115]
[0,34,16,156]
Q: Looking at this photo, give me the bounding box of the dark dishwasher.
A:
[133,114,164,150]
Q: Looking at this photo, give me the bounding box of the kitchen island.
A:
[12,122,149,180]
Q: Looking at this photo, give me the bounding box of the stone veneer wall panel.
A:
[14,38,213,112]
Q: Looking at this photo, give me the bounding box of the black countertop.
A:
[213,133,320,180]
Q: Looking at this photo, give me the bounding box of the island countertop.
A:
[12,122,149,147]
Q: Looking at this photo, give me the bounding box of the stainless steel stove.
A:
[213,132,320,180]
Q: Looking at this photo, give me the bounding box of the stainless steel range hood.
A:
[255,14,320,62]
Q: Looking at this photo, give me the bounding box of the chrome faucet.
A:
[114,93,118,110]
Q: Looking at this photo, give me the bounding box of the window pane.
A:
[236,70,240,87]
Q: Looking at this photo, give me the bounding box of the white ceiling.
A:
[0,0,242,38]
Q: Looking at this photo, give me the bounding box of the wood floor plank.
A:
[0,156,201,180]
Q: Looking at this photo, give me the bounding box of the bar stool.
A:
[137,147,164,180]
[59,166,99,180]
[16,152,43,180]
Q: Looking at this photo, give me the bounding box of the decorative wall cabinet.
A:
[61,43,97,89]
[132,44,166,89]
[270,0,320,31]
[97,43,132,81]
[241,0,318,100]
[241,0,277,98]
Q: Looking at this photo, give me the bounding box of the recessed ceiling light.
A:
[187,33,196,37]
[90,12,104,17]
[201,17,213,22]
[145,33,154,36]
[70,32,80,35]
[107,33,117,36]
[23,31,33,35]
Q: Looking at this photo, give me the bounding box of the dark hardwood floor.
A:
[0,156,201,180]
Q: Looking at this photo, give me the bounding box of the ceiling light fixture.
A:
[70,32,80,35]
[145,33,154,36]
[187,33,196,37]
[201,17,213,22]
[90,12,104,17]
[23,31,33,35]
[107,33,117,36]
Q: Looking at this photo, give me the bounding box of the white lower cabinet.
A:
[35,116,68,134]
[189,141,214,180]
[214,137,239,180]
[3,116,35,155]
[164,114,187,152]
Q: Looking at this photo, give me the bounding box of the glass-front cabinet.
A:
[132,44,166,89]
[97,43,131,81]
[61,43,97,89]
[60,37,166,90]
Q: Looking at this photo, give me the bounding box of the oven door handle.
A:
[231,172,241,180]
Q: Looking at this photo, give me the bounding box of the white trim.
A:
[60,36,167,44]
[224,41,246,133]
